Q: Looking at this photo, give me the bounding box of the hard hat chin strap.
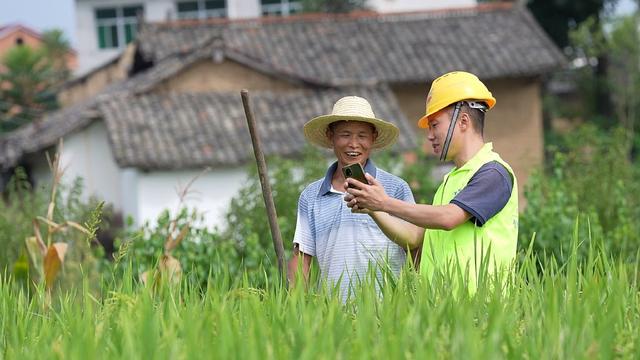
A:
[440,101,462,162]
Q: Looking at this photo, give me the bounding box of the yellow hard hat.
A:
[417,71,496,129]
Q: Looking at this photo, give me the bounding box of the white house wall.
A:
[227,0,260,19]
[59,120,122,208]
[135,167,247,230]
[368,0,475,12]
[76,0,174,74]
[30,119,246,230]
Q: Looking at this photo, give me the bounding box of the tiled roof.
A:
[0,4,563,171]
[0,86,414,170]
[0,99,101,170]
[136,4,565,86]
[101,87,414,169]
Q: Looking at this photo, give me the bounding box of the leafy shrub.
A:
[113,145,436,287]
[0,168,108,291]
[112,208,230,285]
[519,125,640,262]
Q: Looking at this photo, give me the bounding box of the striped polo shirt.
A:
[293,159,415,300]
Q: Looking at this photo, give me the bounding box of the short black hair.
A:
[461,103,485,136]
[443,103,485,136]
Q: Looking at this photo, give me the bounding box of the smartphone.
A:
[342,163,368,187]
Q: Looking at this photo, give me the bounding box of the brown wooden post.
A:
[240,89,286,282]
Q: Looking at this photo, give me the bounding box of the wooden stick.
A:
[240,89,286,282]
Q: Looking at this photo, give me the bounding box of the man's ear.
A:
[458,113,470,132]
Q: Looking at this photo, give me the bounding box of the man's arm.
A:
[367,211,425,250]
[376,197,471,231]
[287,244,313,287]
[345,173,471,237]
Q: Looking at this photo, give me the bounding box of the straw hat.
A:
[303,96,399,149]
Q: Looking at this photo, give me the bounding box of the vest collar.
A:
[450,142,494,175]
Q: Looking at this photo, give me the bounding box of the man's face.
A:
[328,121,377,167]
[426,108,455,160]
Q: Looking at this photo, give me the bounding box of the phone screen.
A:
[342,163,367,187]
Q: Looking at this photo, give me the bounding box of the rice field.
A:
[1,233,639,359]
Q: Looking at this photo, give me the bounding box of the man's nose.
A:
[426,128,435,140]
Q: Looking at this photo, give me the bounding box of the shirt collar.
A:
[318,159,378,196]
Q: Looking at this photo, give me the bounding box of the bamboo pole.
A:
[240,89,286,281]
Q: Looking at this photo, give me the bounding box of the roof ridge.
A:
[0,23,43,40]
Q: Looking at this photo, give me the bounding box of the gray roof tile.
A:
[136,5,564,85]
[0,4,563,171]
[99,87,414,170]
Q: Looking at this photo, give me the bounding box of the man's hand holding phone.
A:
[342,163,368,188]
[343,165,390,213]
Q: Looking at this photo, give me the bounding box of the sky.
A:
[0,0,76,45]
[0,0,638,49]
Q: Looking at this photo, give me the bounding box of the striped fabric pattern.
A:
[293,160,415,300]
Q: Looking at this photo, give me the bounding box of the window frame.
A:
[261,0,302,17]
[95,5,143,50]
[176,0,227,20]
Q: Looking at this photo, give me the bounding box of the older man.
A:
[287,96,414,299]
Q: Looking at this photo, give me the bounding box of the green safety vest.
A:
[420,143,518,291]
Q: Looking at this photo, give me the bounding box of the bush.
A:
[221,146,328,282]
[111,208,231,286]
[0,168,109,291]
[111,145,437,287]
[519,125,640,262]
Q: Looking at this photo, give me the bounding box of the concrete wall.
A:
[76,0,174,74]
[59,44,135,107]
[22,120,246,230]
[152,59,298,93]
[227,0,260,19]
[23,120,123,210]
[134,167,247,229]
[368,0,475,12]
[484,78,543,207]
[391,77,543,207]
[59,121,123,207]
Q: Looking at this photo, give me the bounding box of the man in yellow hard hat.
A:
[343,71,518,290]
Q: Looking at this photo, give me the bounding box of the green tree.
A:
[526,0,618,118]
[41,29,72,82]
[0,29,71,133]
[568,13,640,153]
[0,46,58,132]
[526,0,616,49]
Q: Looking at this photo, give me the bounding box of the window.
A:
[176,0,226,20]
[261,0,302,16]
[95,5,143,49]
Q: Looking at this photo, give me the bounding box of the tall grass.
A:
[2,224,639,359]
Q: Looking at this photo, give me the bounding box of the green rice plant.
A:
[1,218,639,359]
